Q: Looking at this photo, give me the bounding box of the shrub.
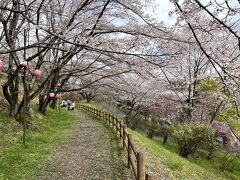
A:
[171,122,216,157]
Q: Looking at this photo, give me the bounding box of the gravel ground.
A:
[39,111,133,180]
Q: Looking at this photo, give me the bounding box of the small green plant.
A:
[171,122,216,157]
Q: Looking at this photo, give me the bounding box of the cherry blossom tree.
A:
[0,0,172,122]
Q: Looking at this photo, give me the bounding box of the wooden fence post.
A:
[127,134,133,168]
[137,152,146,180]
[112,115,114,129]
[106,113,109,124]
[123,125,127,149]
[116,120,119,132]
[105,112,107,123]
[146,173,157,180]
[114,117,117,131]
[109,114,112,126]
[104,112,107,122]
[108,113,110,125]
[115,118,118,131]
[120,123,122,138]
[112,115,115,129]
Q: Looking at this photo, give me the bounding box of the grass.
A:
[128,129,240,180]
[0,108,77,180]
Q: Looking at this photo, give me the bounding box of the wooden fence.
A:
[79,105,156,180]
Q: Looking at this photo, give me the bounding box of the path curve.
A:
[40,111,133,180]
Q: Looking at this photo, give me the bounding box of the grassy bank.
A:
[0,109,77,179]
[128,129,240,180]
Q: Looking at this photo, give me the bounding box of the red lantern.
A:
[33,69,42,77]
[55,93,61,98]
[49,92,55,98]
[0,60,3,70]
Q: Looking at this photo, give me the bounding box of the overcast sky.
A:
[145,0,176,26]
[147,0,240,27]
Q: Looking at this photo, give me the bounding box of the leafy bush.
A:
[171,122,216,157]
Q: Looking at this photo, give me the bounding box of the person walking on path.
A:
[67,100,72,111]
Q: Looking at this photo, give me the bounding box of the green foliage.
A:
[128,129,233,180]
[218,106,237,122]
[197,78,219,95]
[217,102,240,134]
[219,152,239,172]
[0,109,76,179]
[171,122,216,157]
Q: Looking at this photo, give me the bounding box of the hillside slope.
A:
[128,129,240,180]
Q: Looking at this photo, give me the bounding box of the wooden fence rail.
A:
[78,104,156,180]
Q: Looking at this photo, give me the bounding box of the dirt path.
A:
[39,111,133,180]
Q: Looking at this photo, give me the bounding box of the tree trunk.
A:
[163,134,168,145]
[39,94,44,106]
[50,98,58,109]
[179,147,190,157]
[3,73,20,117]
[9,102,18,117]
[86,97,92,103]
[39,97,51,114]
